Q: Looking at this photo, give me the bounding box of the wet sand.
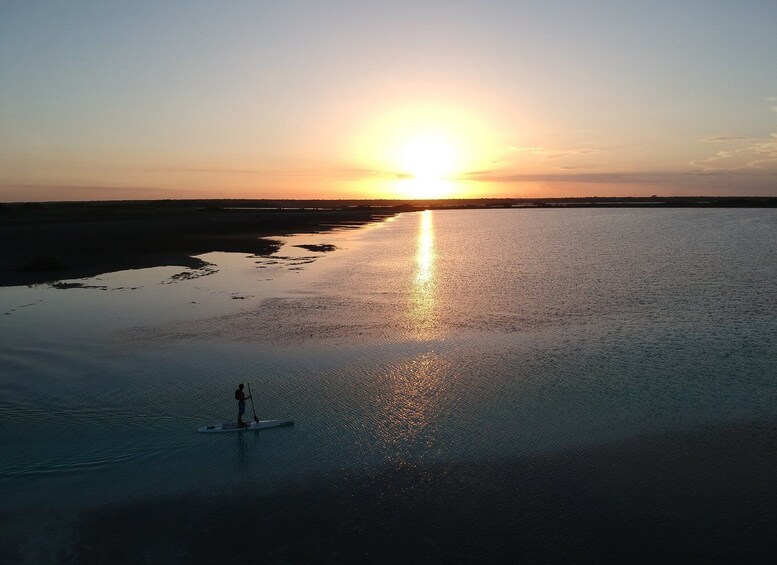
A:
[0,201,399,287]
[4,420,775,564]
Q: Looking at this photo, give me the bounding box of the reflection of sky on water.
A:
[0,228,370,342]
[409,210,438,339]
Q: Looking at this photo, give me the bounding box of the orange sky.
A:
[2,2,777,201]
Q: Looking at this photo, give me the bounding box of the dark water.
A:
[1,209,776,563]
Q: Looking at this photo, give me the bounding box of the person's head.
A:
[238,383,244,390]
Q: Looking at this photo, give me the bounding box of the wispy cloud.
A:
[691,134,777,171]
[461,165,777,185]
[506,146,601,160]
[150,164,389,181]
[701,136,751,143]
[462,171,674,184]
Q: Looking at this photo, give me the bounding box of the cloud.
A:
[507,146,600,160]
[701,136,751,143]
[462,166,777,186]
[150,164,385,181]
[450,168,777,198]
[691,134,777,171]
[462,171,673,184]
[508,146,545,153]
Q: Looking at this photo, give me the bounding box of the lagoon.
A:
[1,208,776,562]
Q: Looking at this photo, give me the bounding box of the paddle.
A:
[247,382,259,424]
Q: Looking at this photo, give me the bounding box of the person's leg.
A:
[238,403,246,426]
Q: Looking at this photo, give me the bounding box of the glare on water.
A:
[409,209,438,339]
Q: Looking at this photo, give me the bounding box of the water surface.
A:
[1,208,776,562]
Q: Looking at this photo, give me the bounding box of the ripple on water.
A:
[0,209,775,525]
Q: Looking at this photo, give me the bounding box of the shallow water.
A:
[1,208,776,561]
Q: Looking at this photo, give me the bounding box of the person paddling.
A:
[235,383,252,427]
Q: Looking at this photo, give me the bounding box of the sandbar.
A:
[0,200,399,287]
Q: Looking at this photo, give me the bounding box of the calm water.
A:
[1,208,776,562]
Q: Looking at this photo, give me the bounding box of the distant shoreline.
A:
[2,195,776,208]
[1,197,775,287]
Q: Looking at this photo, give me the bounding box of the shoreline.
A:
[2,197,775,287]
[0,202,398,287]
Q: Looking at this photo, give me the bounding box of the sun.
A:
[395,133,461,180]
[351,104,496,198]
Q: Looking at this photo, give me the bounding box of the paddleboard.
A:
[198,419,294,433]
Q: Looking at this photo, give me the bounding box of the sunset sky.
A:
[2,1,777,201]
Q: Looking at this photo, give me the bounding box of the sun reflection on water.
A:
[409,210,438,338]
[368,211,446,465]
[373,354,449,465]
